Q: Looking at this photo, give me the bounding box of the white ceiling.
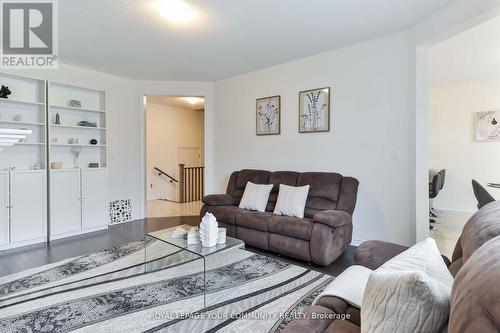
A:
[59,0,454,81]
[146,96,205,110]
[428,15,500,87]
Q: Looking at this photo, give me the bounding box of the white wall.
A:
[146,102,204,201]
[213,32,411,245]
[5,64,142,219]
[429,80,500,212]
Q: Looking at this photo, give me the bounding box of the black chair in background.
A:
[429,169,446,230]
[471,179,495,209]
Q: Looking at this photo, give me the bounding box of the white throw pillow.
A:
[239,181,273,212]
[361,238,454,333]
[273,184,310,218]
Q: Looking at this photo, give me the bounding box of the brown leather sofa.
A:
[200,169,359,266]
[282,200,500,333]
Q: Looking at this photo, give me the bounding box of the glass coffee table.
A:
[144,224,245,307]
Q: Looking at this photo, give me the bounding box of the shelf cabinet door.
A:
[0,172,8,245]
[10,170,46,243]
[50,169,81,236]
[81,169,108,230]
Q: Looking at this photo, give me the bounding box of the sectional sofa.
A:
[201,169,359,266]
[283,200,500,332]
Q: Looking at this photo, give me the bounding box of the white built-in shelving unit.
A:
[47,81,108,240]
[0,73,47,249]
[0,73,109,249]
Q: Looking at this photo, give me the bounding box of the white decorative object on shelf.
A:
[200,212,218,247]
[217,228,226,244]
[187,227,200,245]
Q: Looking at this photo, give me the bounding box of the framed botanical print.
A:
[256,95,281,135]
[299,87,330,133]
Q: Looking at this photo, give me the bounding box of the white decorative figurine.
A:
[200,212,218,247]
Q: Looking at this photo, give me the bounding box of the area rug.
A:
[0,239,334,332]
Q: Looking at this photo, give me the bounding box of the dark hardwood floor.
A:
[0,216,355,277]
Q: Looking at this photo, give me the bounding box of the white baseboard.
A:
[0,237,47,251]
[50,225,109,241]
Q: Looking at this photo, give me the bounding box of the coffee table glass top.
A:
[144,224,245,308]
[146,224,244,256]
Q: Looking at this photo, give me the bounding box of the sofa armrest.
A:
[354,240,408,270]
[313,210,352,228]
[202,194,234,206]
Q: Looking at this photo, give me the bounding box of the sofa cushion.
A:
[235,169,271,189]
[449,236,500,333]
[235,210,273,232]
[201,206,244,225]
[297,172,342,202]
[361,238,453,333]
[268,215,314,241]
[460,200,500,263]
[326,320,360,333]
[269,171,300,191]
[354,240,409,270]
[303,197,338,219]
[202,194,234,206]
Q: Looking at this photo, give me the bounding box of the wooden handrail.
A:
[154,167,178,183]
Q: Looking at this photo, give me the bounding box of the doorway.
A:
[425,15,500,257]
[144,96,205,217]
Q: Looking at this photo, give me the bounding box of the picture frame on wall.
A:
[256,95,281,135]
[474,110,500,142]
[299,87,330,133]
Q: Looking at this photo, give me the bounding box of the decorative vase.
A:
[200,213,218,247]
[55,113,60,125]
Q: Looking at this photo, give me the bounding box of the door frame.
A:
[139,89,212,219]
[412,7,500,243]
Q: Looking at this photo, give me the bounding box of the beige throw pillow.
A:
[361,238,453,333]
[273,184,310,218]
[239,181,273,212]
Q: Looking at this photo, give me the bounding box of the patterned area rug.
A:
[0,240,334,332]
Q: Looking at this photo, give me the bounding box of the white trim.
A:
[49,225,108,241]
[0,237,46,251]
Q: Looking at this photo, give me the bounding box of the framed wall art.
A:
[256,95,280,135]
[299,87,330,133]
[475,110,500,142]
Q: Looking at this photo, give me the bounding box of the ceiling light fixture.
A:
[184,97,203,105]
[155,0,194,23]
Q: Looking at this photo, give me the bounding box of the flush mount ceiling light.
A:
[184,97,203,105]
[155,0,194,23]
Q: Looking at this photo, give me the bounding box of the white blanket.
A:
[313,265,372,308]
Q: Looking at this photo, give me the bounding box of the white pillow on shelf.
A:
[239,181,273,212]
[273,184,310,218]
